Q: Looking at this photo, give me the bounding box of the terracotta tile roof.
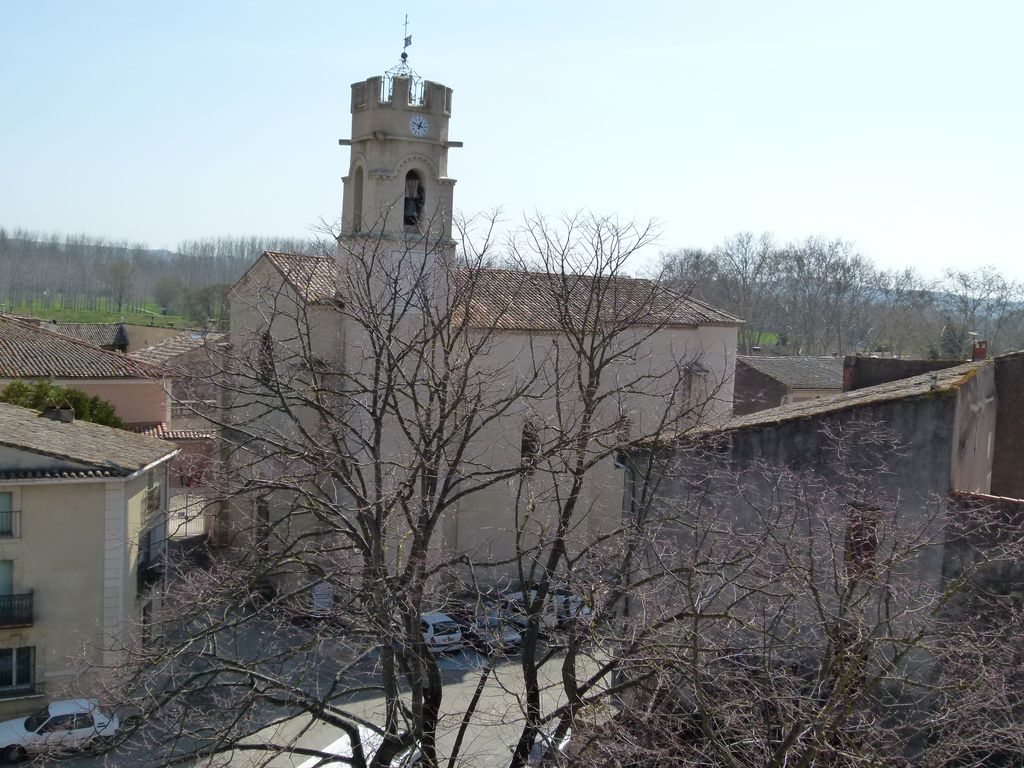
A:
[738,355,845,391]
[264,251,340,304]
[47,322,127,348]
[129,332,226,367]
[0,316,163,379]
[0,468,121,480]
[456,268,742,330]
[250,253,742,330]
[716,360,985,434]
[132,423,215,442]
[0,402,176,475]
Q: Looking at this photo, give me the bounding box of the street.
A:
[67,641,594,768]
[226,646,588,768]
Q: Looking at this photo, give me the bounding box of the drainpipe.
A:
[612,450,637,621]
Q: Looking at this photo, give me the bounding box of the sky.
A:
[2,1,1022,278]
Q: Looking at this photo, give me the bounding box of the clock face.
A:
[409,116,429,137]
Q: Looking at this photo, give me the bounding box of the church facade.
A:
[222,61,741,592]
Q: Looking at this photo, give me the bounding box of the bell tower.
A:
[338,53,461,245]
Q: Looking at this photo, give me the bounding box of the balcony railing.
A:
[170,399,216,419]
[0,592,33,627]
[0,511,20,539]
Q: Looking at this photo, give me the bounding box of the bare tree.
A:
[661,232,782,354]
[75,207,732,768]
[65,212,1024,768]
[565,422,1024,767]
[870,268,937,358]
[939,266,1024,354]
[106,257,136,314]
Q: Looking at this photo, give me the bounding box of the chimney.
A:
[41,406,75,423]
[972,339,989,361]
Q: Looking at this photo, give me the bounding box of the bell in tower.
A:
[338,51,462,245]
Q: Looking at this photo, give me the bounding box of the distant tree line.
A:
[660,232,1024,358]
[0,228,312,326]
[4,226,1020,355]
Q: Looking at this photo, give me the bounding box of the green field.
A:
[5,299,189,328]
[748,331,780,346]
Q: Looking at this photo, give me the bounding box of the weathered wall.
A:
[842,356,964,392]
[949,365,997,494]
[649,389,963,628]
[634,389,968,696]
[991,352,1024,498]
[733,360,788,415]
[726,397,955,499]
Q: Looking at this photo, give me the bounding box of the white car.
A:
[297,725,421,768]
[527,726,571,767]
[421,612,463,653]
[449,605,522,655]
[501,588,591,631]
[0,698,120,761]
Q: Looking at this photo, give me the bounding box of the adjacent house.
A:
[46,321,187,354]
[0,316,169,427]
[43,323,128,353]
[0,402,176,717]
[129,331,227,538]
[618,351,1024,750]
[129,330,226,430]
[732,355,845,415]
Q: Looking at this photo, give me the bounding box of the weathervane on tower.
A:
[384,14,422,102]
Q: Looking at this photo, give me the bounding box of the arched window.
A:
[352,166,364,232]
[404,170,425,226]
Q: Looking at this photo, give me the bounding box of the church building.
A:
[222,53,741,590]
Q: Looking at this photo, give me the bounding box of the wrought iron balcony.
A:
[0,592,33,627]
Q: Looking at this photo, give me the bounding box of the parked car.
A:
[297,724,421,767]
[421,612,463,653]
[0,698,120,761]
[527,726,571,767]
[447,605,522,655]
[500,587,591,632]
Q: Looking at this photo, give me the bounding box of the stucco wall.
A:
[0,378,170,428]
[64,379,170,426]
[0,479,107,714]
